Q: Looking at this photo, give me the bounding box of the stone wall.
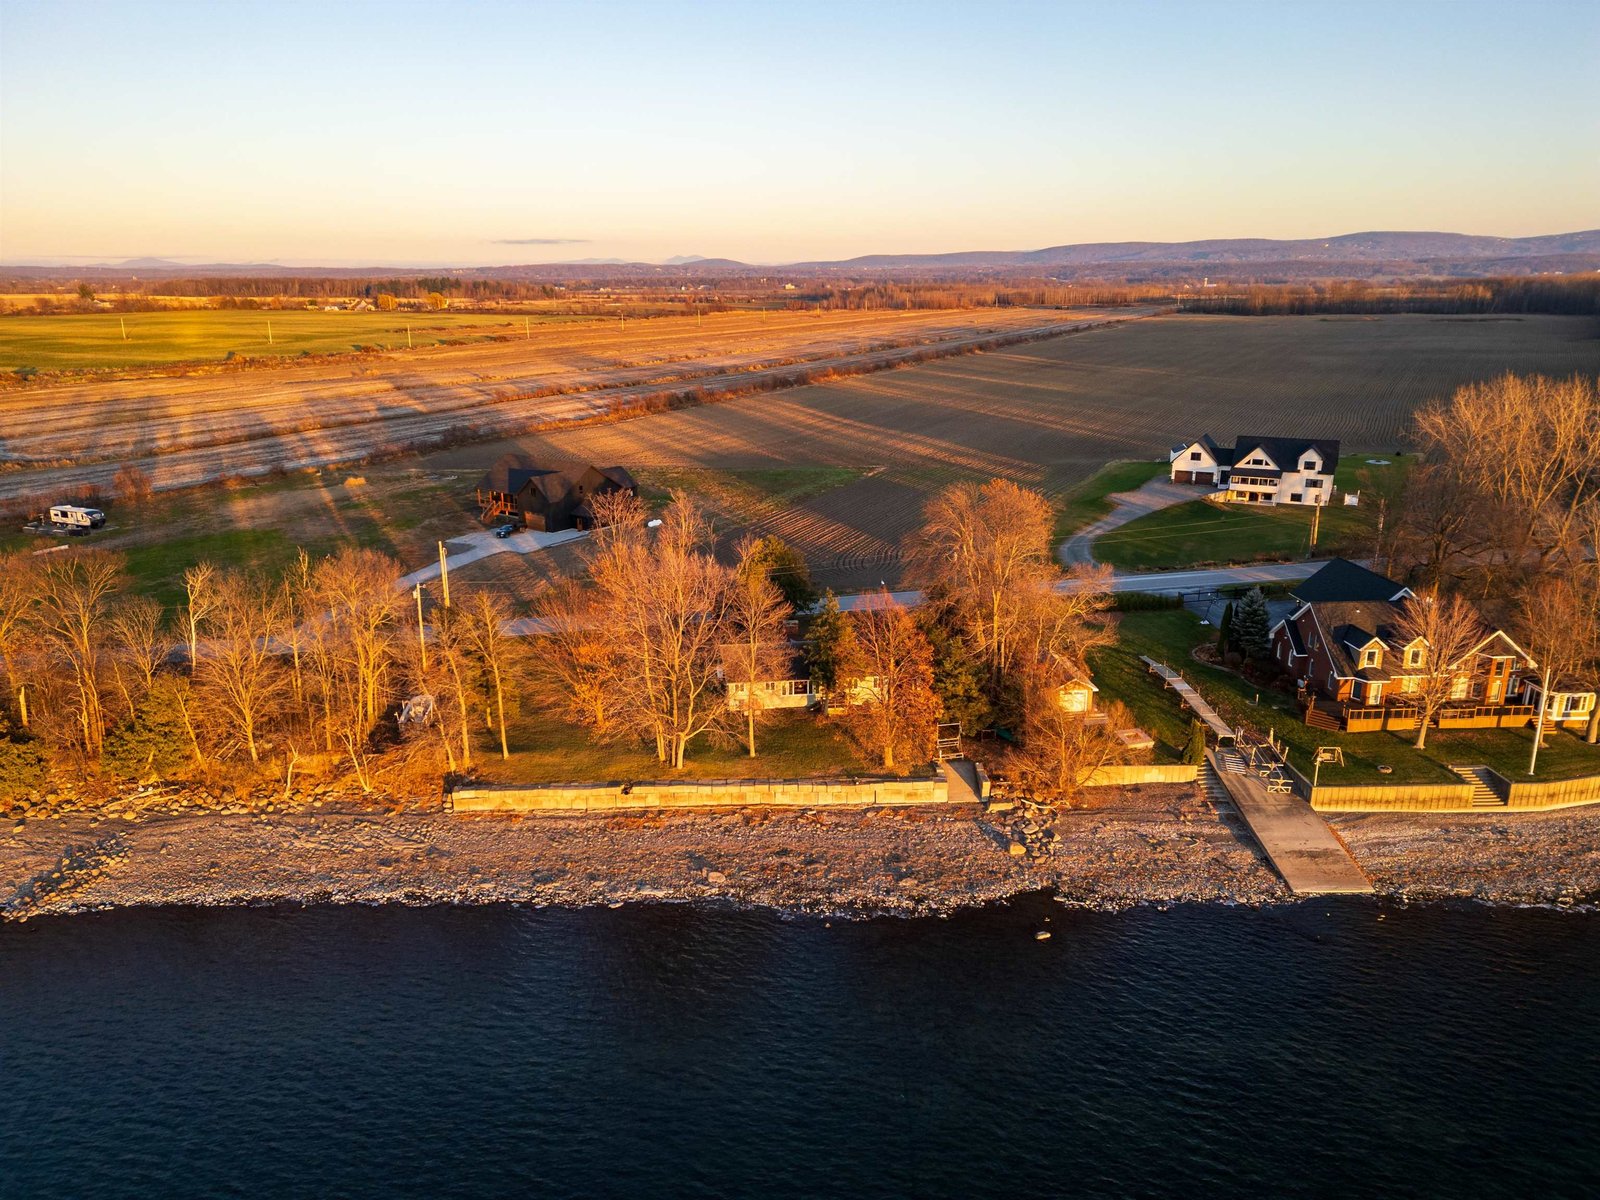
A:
[452,774,951,814]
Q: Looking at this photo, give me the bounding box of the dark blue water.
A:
[2,898,1597,1199]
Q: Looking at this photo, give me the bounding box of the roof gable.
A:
[1292,558,1410,604]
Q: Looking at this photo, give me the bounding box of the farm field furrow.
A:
[0,307,1111,498]
[422,314,1599,589]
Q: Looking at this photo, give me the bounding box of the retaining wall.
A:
[452,774,951,814]
[1481,769,1600,811]
[1082,763,1199,787]
[1305,769,1600,812]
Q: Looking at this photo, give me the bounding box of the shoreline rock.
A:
[3,786,1596,924]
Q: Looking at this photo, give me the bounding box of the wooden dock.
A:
[1208,750,1371,895]
[1141,656,1235,745]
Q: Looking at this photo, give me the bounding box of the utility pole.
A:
[525,316,531,339]
[1309,498,1322,549]
[438,541,450,608]
[267,319,274,345]
[407,324,413,349]
[414,584,428,671]
[1528,664,1552,775]
[119,316,129,342]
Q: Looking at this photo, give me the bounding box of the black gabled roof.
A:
[1173,434,1235,466]
[1233,434,1340,472]
[477,453,636,500]
[1292,558,1409,604]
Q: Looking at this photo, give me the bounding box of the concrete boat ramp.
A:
[1208,750,1371,895]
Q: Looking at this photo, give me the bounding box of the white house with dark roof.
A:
[1169,434,1340,505]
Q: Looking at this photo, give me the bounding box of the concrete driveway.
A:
[395,527,588,592]
[1059,475,1208,566]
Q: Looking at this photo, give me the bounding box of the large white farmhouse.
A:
[1168,434,1340,505]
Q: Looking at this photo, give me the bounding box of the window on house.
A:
[1302,459,1316,470]
[1406,647,1424,668]
[1190,450,1201,461]
[1361,648,1380,668]
[1290,494,1303,503]
[1306,478,1323,488]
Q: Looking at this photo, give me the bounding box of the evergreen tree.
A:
[1217,601,1235,655]
[919,613,991,734]
[737,535,818,612]
[0,711,47,800]
[103,678,196,779]
[1184,719,1208,765]
[1234,587,1272,662]
[806,591,856,705]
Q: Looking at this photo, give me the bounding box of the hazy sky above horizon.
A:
[2,0,1596,266]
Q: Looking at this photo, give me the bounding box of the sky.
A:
[1,0,1596,266]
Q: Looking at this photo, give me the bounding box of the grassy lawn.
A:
[1053,459,1167,538]
[477,709,875,785]
[1094,609,1600,787]
[5,468,479,609]
[1093,455,1411,571]
[1092,609,1456,785]
[1424,726,1600,783]
[0,309,584,371]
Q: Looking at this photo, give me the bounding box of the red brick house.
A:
[1270,560,1540,731]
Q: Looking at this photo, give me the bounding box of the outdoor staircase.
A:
[1449,764,1505,808]
[1217,748,1248,774]
[1200,764,1235,813]
[1304,704,1341,733]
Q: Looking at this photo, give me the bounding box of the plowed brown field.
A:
[0,306,1117,501]
[425,314,1600,589]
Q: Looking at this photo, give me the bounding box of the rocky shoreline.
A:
[4,780,1598,922]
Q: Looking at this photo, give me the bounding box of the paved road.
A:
[1059,475,1200,566]
[833,561,1322,611]
[394,527,587,592]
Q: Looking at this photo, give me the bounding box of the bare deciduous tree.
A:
[587,493,733,769]
[534,578,627,741]
[197,572,287,764]
[911,479,1059,684]
[1392,587,1486,750]
[460,589,518,760]
[33,550,123,756]
[0,551,38,726]
[106,596,170,721]
[838,591,939,770]
[722,537,793,757]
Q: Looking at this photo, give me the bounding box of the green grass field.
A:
[1093,609,1600,785]
[0,309,583,371]
[480,709,871,784]
[1093,456,1410,571]
[1053,459,1168,539]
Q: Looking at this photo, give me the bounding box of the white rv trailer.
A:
[48,505,106,530]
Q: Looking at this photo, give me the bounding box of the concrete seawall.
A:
[452,774,952,814]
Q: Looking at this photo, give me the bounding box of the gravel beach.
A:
[4,778,1597,922]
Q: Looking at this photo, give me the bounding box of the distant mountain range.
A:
[6,230,1597,282]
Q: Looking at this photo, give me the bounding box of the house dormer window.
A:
[1406,646,1424,669]
[1302,459,1317,471]
[1361,647,1381,668]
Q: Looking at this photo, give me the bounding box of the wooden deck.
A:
[1141,656,1235,745]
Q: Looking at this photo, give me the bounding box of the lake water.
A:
[2,898,1596,1199]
